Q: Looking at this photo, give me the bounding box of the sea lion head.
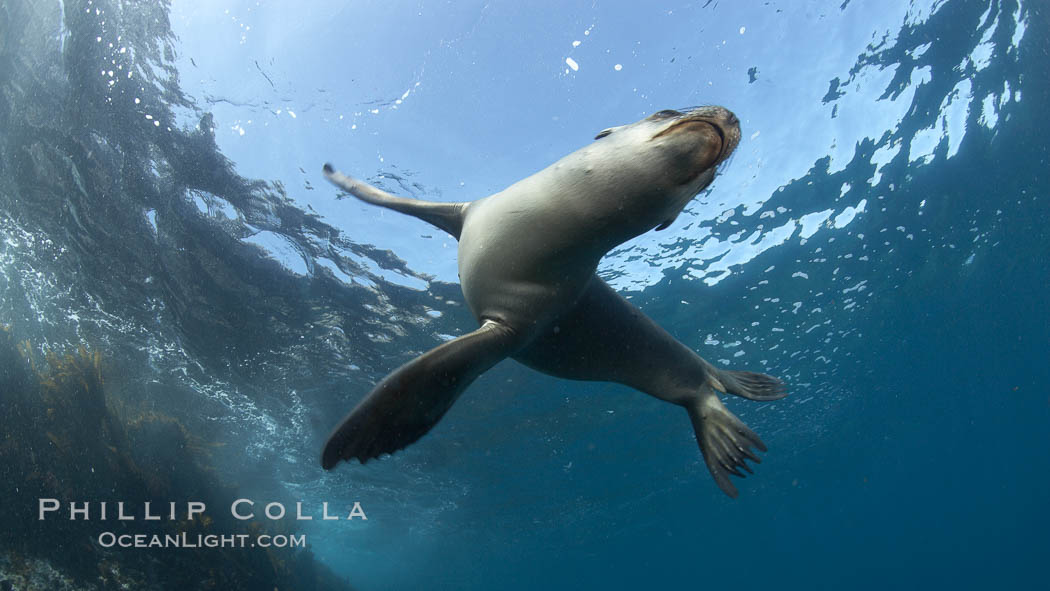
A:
[591,106,741,230]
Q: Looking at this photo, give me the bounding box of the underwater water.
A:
[0,0,1047,589]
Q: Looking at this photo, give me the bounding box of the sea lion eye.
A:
[651,110,681,119]
[594,128,614,139]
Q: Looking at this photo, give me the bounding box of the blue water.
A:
[1,0,1047,589]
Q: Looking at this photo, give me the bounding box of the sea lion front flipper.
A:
[322,163,468,239]
[687,389,768,498]
[321,320,519,470]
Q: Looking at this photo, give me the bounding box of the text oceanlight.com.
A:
[97,532,306,549]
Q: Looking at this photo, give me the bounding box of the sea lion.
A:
[321,106,787,497]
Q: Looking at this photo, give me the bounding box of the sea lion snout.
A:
[644,106,740,189]
[699,106,741,163]
[678,104,738,126]
[656,106,741,165]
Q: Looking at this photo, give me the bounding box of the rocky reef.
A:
[0,326,355,591]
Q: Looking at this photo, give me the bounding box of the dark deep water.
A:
[1,0,1047,589]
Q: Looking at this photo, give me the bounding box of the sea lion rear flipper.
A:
[321,320,519,469]
[687,390,768,498]
[322,163,468,239]
[716,369,788,401]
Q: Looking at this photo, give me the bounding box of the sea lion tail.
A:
[322,163,467,239]
[686,388,768,498]
[321,320,519,470]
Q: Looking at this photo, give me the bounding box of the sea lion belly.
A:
[456,176,603,331]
